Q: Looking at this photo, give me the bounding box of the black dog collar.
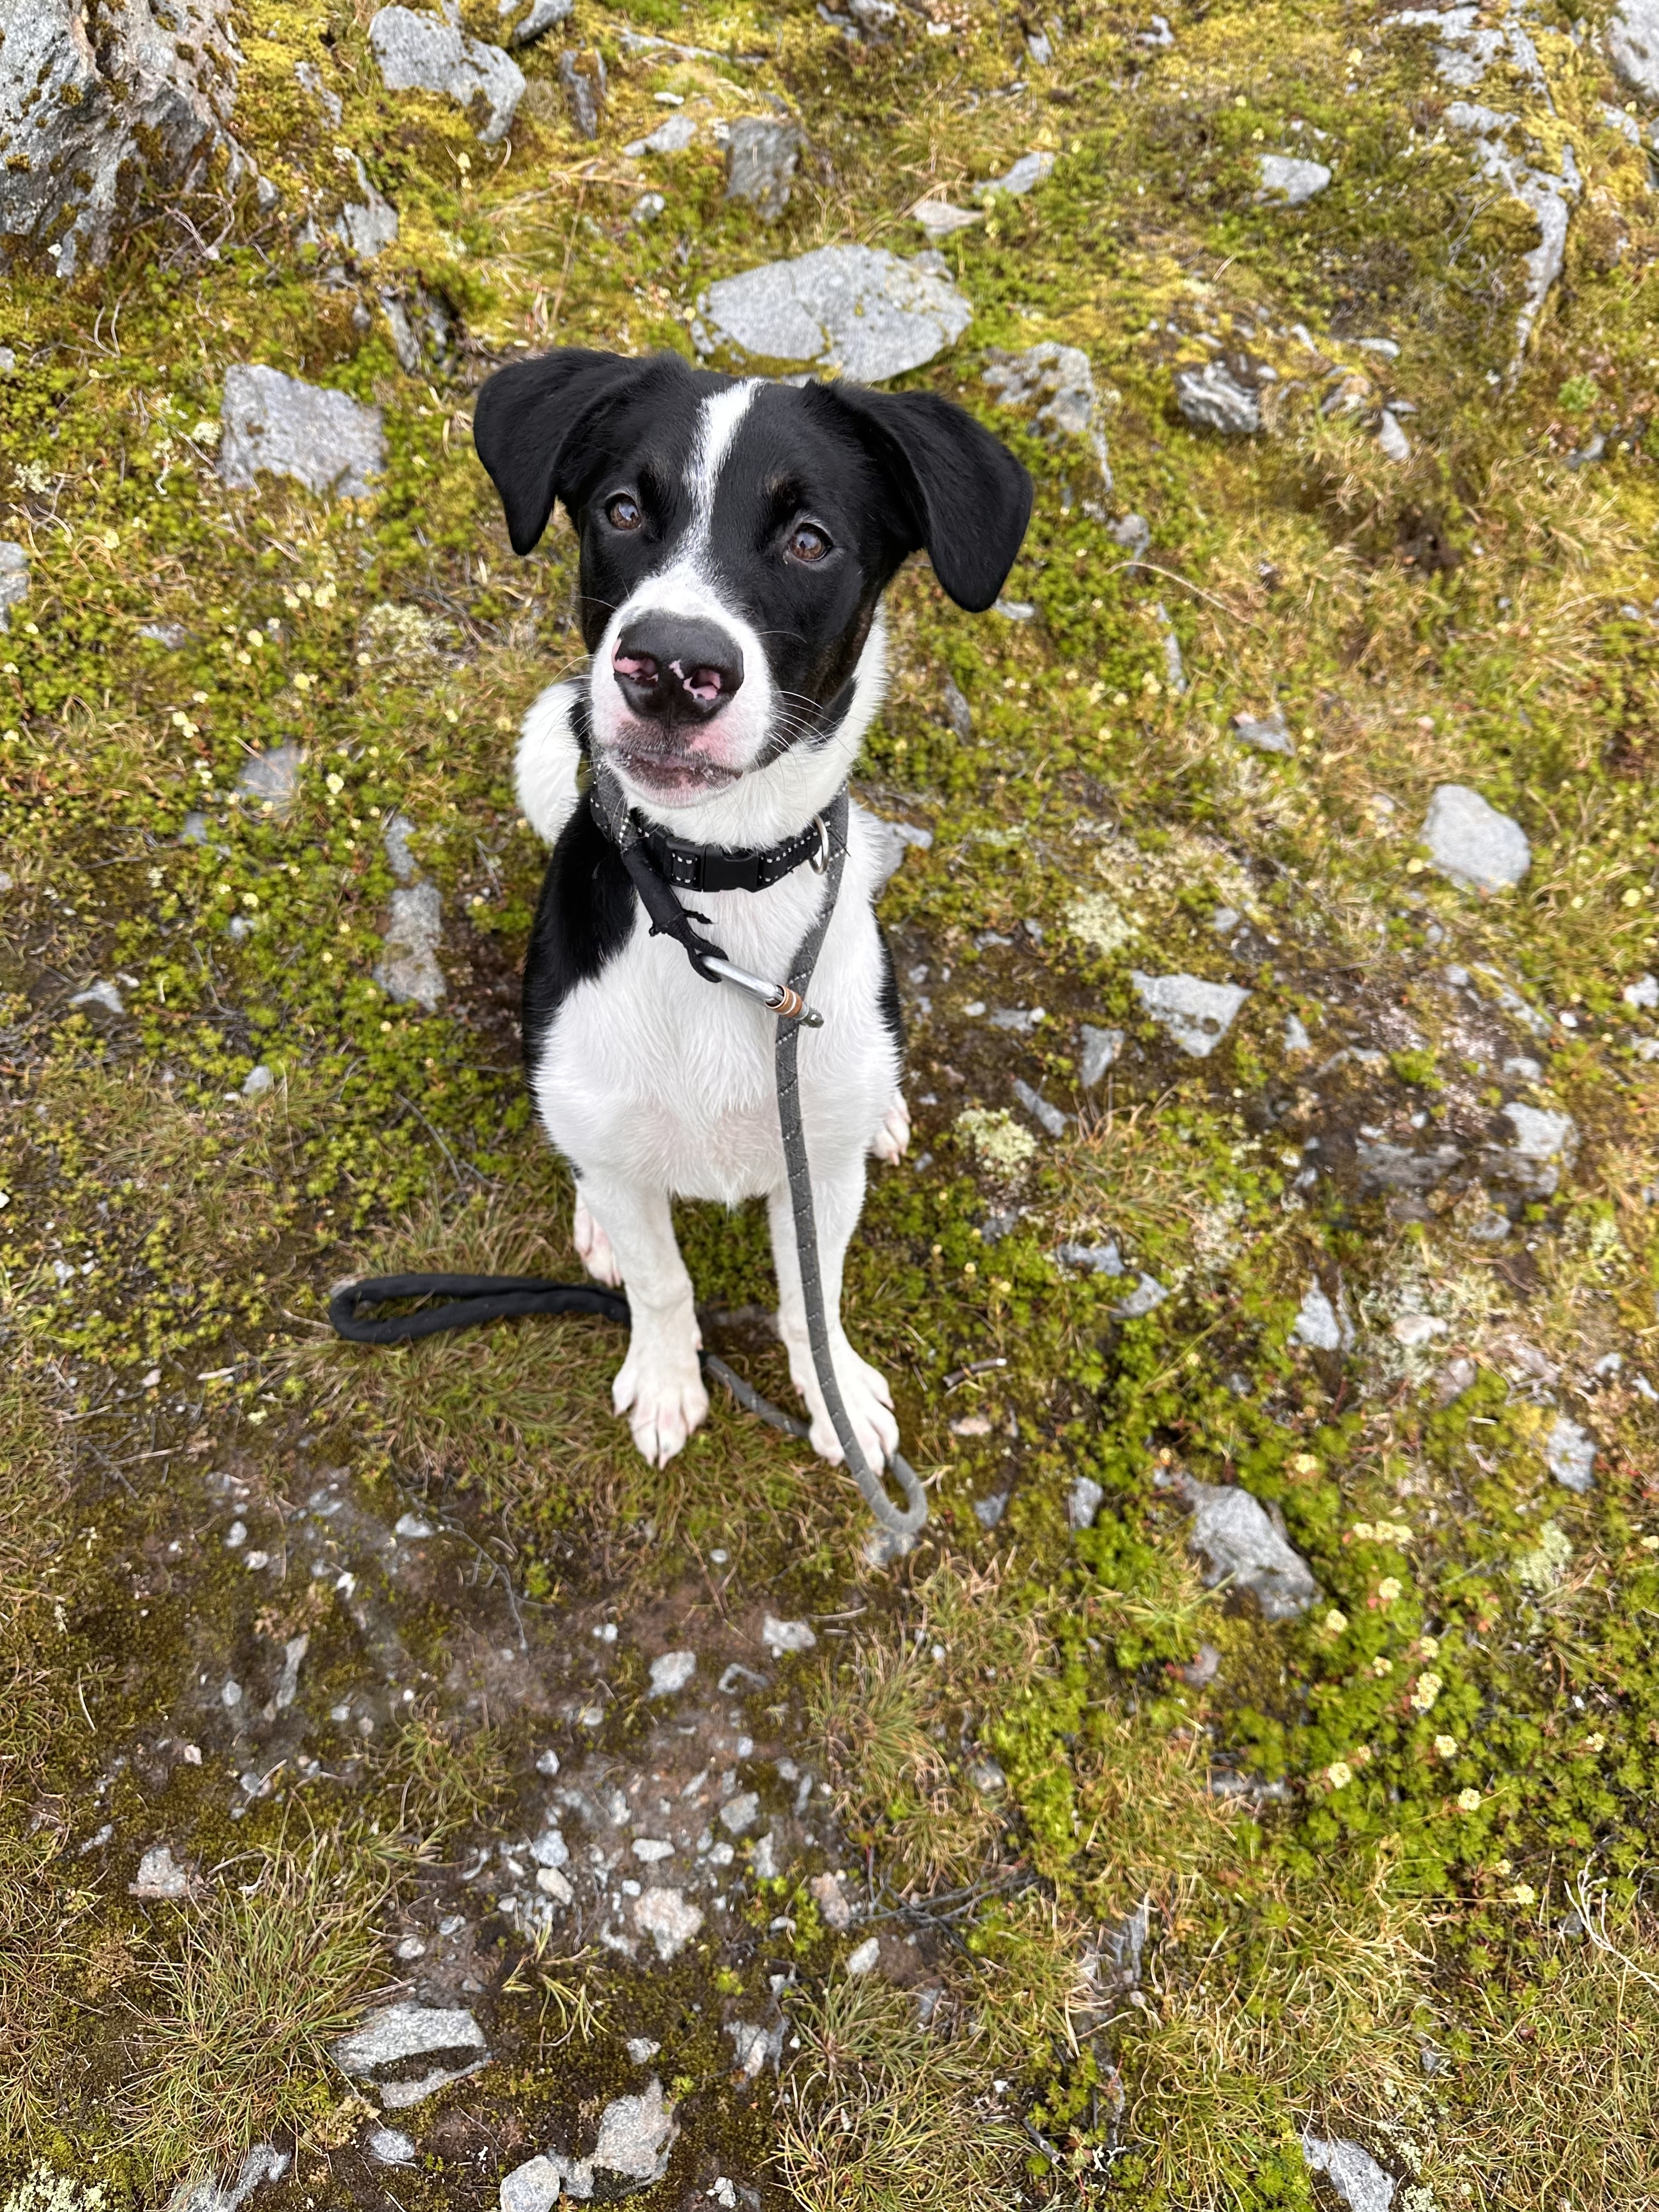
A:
[636,811,831,896]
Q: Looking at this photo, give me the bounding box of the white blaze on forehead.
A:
[685,380,761,549]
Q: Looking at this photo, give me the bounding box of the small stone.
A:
[649,1649,697,1696]
[1504,1103,1576,1163]
[632,191,666,225]
[1623,973,1659,1010]
[1290,1282,1348,1352]
[1545,1414,1596,1493]
[726,2019,783,2077]
[220,366,385,500]
[625,2036,662,2063]
[974,149,1054,198]
[235,742,302,817]
[181,812,212,845]
[911,198,983,238]
[375,881,445,1010]
[982,341,1108,478]
[1421,785,1530,891]
[996,598,1036,620]
[394,1512,435,1538]
[845,1936,881,1977]
[274,1634,308,1712]
[1056,1241,1124,1276]
[140,620,189,649]
[1184,1478,1318,1621]
[967,1756,1007,1794]
[221,1679,242,1709]
[557,49,602,139]
[331,2003,487,2075]
[1301,2135,1395,2212]
[1257,152,1331,204]
[70,979,125,1017]
[1378,409,1412,462]
[719,1791,760,1836]
[338,162,399,261]
[702,245,972,382]
[634,112,696,154]
[634,1886,703,1962]
[942,675,973,738]
[809,1871,854,1929]
[725,117,802,219]
[368,2129,417,2166]
[1109,511,1151,559]
[241,1064,274,1099]
[531,1826,569,1868]
[0,542,29,630]
[591,2079,679,2184]
[1131,971,1249,1058]
[1609,0,1659,101]
[537,1866,574,1903]
[1113,1274,1167,1319]
[382,812,419,883]
[1284,1014,1312,1054]
[761,1615,816,1656]
[1068,1476,1104,1531]
[1232,706,1294,756]
[1392,1312,1448,1348]
[394,1936,427,1961]
[1012,1076,1069,1137]
[973,1491,1008,1529]
[505,0,574,48]
[1078,1024,1125,1085]
[1182,1641,1221,1688]
[1175,361,1260,436]
[499,2154,561,2212]
[369,6,524,141]
[129,1843,190,1899]
[632,1838,674,1863]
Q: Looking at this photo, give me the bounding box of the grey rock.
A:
[140,620,189,649]
[369,7,524,142]
[1356,1137,1463,1194]
[809,1870,854,1928]
[632,191,666,224]
[338,160,399,261]
[380,2061,490,2109]
[393,1511,435,1538]
[382,812,419,884]
[996,598,1037,620]
[591,2079,679,2184]
[867,812,932,893]
[369,2129,417,2166]
[630,112,697,155]
[1609,0,1659,101]
[634,1888,703,1961]
[500,2157,560,2212]
[942,674,972,737]
[1232,705,1294,756]
[504,0,574,48]
[1057,1240,1124,1276]
[1182,1640,1221,1688]
[375,882,445,1010]
[726,2018,784,2077]
[1109,510,1151,560]
[1433,787,1531,898]
[221,366,385,500]
[725,117,802,219]
[624,2036,662,2063]
[380,285,453,374]
[273,1632,308,1710]
[1131,970,1249,1058]
[1503,1102,1576,1164]
[648,1649,696,1696]
[719,1791,760,1835]
[235,742,302,816]
[702,245,972,382]
[1284,1014,1312,1053]
[0,0,244,281]
[1113,1274,1168,1319]
[295,59,343,125]
[1012,1076,1069,1137]
[761,1615,816,1655]
[0,541,27,630]
[1184,1478,1318,1621]
[531,1826,568,1867]
[129,1842,190,1898]
[558,48,603,139]
[1156,603,1187,695]
[974,149,1054,198]
[1378,408,1412,462]
[973,1491,1008,1528]
[1068,1475,1104,1531]
[173,2146,290,2212]
[241,1064,274,1098]
[1545,1413,1596,1493]
[1290,1282,1348,1352]
[1441,100,1577,368]
[1079,1024,1125,1084]
[332,2003,487,2076]
[911,197,984,238]
[1176,361,1260,436]
[1258,152,1331,204]
[983,342,1110,485]
[1301,2135,1395,2212]
[845,1935,881,1974]
[967,1756,1006,1793]
[70,979,125,1017]
[1623,972,1659,1010]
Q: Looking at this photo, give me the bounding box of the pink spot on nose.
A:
[613,649,654,682]
[668,657,724,704]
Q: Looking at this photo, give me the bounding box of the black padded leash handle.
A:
[329,1273,628,1344]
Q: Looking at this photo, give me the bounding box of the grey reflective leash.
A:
[594,766,927,1545]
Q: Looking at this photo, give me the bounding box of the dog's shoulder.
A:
[523,789,636,1068]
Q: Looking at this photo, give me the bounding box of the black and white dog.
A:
[472,348,1031,1472]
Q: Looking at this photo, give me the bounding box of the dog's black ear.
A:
[816,383,1034,613]
[472,348,673,556]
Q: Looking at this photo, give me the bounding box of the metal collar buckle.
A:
[808,813,831,874]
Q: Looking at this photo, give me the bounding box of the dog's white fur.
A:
[516,393,909,1469]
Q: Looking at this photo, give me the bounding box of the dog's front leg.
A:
[769,1165,899,1475]
[578,1173,707,1467]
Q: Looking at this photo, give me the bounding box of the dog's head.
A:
[473,348,1031,830]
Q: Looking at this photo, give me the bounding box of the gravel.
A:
[1257,152,1331,202]
[1131,970,1249,1058]
[725,117,801,219]
[845,1935,881,1974]
[1183,1476,1319,1621]
[1175,360,1261,435]
[701,244,972,381]
[634,1886,703,1961]
[761,1615,816,1655]
[1421,782,1530,890]
[648,1649,697,1695]
[220,365,385,499]
[719,1791,760,1835]
[1068,1475,1104,1530]
[1545,1414,1596,1492]
[368,6,524,141]
[129,1842,190,1898]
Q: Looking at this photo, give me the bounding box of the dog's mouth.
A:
[606,736,744,797]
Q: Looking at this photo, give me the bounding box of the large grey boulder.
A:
[0,0,245,279]
[369,6,524,143]
[701,245,970,382]
[1609,0,1659,101]
[1421,783,1530,891]
[220,366,385,499]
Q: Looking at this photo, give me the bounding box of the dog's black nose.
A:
[612,616,744,726]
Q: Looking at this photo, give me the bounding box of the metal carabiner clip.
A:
[808,812,832,874]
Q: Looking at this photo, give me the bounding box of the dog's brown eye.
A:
[606,495,642,531]
[789,523,831,563]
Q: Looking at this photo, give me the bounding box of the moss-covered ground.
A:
[5,0,1659,2204]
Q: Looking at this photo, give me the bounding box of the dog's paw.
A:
[871,1086,911,1165]
[612,1338,708,1467]
[793,1336,899,1473]
[572,1195,624,1288]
